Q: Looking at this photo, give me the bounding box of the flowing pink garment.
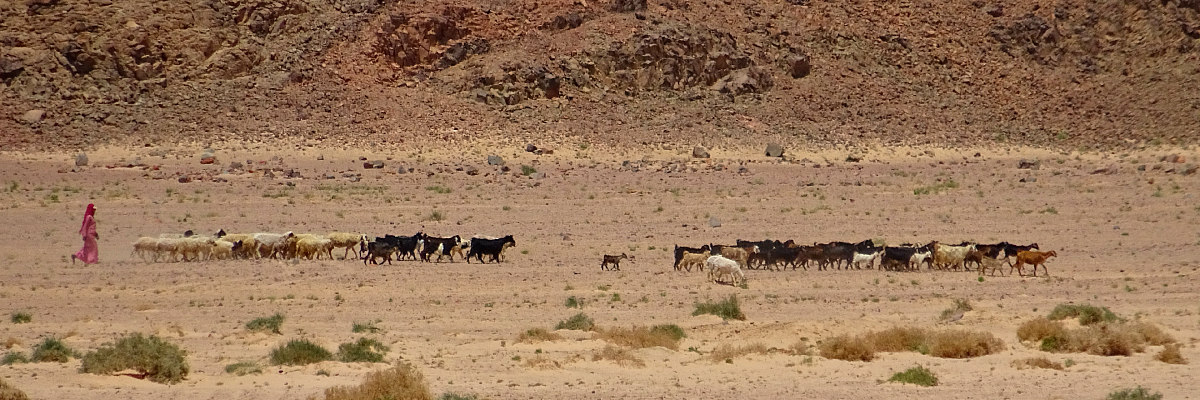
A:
[74,204,98,264]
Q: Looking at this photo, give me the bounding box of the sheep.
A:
[295,235,334,260]
[705,255,745,286]
[930,241,976,271]
[131,237,161,262]
[253,232,295,259]
[210,239,242,260]
[677,252,708,272]
[601,253,629,271]
[1012,250,1057,277]
[327,232,367,260]
[852,250,881,269]
[909,248,933,271]
[154,237,186,262]
[215,231,259,259]
[177,236,216,261]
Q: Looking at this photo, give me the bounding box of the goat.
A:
[677,252,708,272]
[705,255,745,286]
[1012,250,1057,277]
[673,245,711,270]
[601,253,629,271]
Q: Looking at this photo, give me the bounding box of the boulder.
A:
[464,165,479,176]
[787,54,811,78]
[765,143,784,157]
[525,144,539,153]
[487,155,504,165]
[692,146,710,158]
[75,153,88,167]
[21,109,44,124]
[1018,159,1040,169]
[708,216,722,228]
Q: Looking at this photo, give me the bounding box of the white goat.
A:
[852,250,881,269]
[706,255,745,285]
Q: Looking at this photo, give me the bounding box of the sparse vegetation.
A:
[0,377,29,400]
[1011,357,1064,370]
[555,313,595,331]
[1,352,28,365]
[520,165,537,176]
[30,337,76,363]
[938,298,973,322]
[440,393,481,400]
[1017,317,1067,343]
[888,365,938,386]
[337,338,389,363]
[597,324,685,350]
[1047,303,1118,325]
[351,321,381,334]
[1155,343,1187,364]
[80,333,189,384]
[1106,386,1163,400]
[819,335,874,361]
[9,312,30,324]
[707,343,770,362]
[1033,320,1173,356]
[565,296,583,309]
[592,345,645,367]
[271,339,333,366]
[427,210,446,222]
[246,313,285,334]
[692,295,746,320]
[913,179,959,195]
[313,362,432,400]
[821,327,1005,361]
[517,328,563,343]
[225,361,263,376]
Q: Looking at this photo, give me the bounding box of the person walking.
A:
[72,203,99,264]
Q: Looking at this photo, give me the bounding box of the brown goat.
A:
[1011,250,1057,277]
[601,253,629,271]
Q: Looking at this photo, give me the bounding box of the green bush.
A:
[650,324,686,341]
[30,337,76,363]
[80,333,189,384]
[565,296,582,308]
[1047,304,1118,325]
[555,313,595,331]
[1,352,28,365]
[692,295,746,320]
[271,339,332,366]
[337,338,389,363]
[10,312,31,324]
[225,361,263,376]
[351,321,380,334]
[1107,386,1163,400]
[888,365,938,387]
[246,313,285,334]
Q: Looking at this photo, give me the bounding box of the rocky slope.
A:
[2,0,1199,151]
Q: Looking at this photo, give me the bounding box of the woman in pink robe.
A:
[72,203,98,264]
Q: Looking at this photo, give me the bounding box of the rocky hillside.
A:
[2,0,1199,151]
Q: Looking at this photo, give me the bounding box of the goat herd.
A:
[129,230,517,265]
[668,239,1058,285]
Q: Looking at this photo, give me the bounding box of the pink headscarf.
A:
[81,203,95,233]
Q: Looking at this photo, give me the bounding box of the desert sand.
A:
[1,143,1197,399]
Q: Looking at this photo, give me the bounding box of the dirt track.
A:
[1,145,1198,399]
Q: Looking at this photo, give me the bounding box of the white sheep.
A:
[295,235,334,260]
[327,232,366,260]
[210,238,241,260]
[216,232,259,259]
[253,232,295,259]
[131,237,161,262]
[931,242,976,271]
[705,255,745,286]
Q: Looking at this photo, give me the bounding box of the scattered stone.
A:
[708,216,722,228]
[263,170,275,179]
[487,155,504,165]
[348,175,361,182]
[534,147,554,155]
[200,156,216,165]
[465,165,479,176]
[75,153,88,166]
[397,166,407,174]
[1091,165,1118,175]
[284,169,301,179]
[692,146,710,158]
[500,165,512,173]
[1018,159,1040,169]
[324,173,336,179]
[845,155,862,163]
[985,4,1004,17]
[1019,177,1037,183]
[737,166,750,174]
[787,54,811,79]
[229,161,244,170]
[178,176,191,183]
[22,109,45,124]
[974,152,982,157]
[525,144,539,153]
[529,172,547,179]
[363,160,384,169]
[317,155,325,161]
[1137,165,1146,171]
[1181,164,1198,175]
[765,143,784,157]
[1162,154,1185,163]
[611,0,647,12]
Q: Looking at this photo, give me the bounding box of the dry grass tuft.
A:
[522,355,562,369]
[592,345,645,367]
[517,328,563,344]
[1017,317,1066,342]
[1155,343,1187,365]
[707,343,771,362]
[1128,321,1175,346]
[313,362,432,400]
[1063,323,1144,356]
[1011,357,1064,370]
[597,325,684,350]
[0,376,30,400]
[789,340,814,356]
[926,329,1006,358]
[1047,304,1118,325]
[865,327,928,353]
[2,337,19,350]
[819,335,875,362]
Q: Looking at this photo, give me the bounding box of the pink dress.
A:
[74,205,98,264]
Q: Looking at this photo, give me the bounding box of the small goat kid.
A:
[601,253,629,271]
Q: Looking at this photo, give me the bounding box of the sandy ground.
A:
[1,143,1198,399]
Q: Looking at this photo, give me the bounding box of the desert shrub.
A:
[439,393,480,400]
[887,365,938,386]
[1154,343,1187,364]
[314,362,432,400]
[30,337,76,363]
[1017,317,1066,342]
[225,361,263,376]
[517,328,562,343]
[1047,304,1118,325]
[80,333,189,384]
[271,339,332,366]
[337,338,389,363]
[1106,386,1163,400]
[1066,323,1144,356]
[351,321,380,334]
[554,313,595,331]
[9,312,30,324]
[246,313,285,334]
[1011,356,1064,370]
[0,377,30,400]
[692,295,746,320]
[597,325,684,350]
[819,335,874,361]
[1,352,27,365]
[565,296,583,309]
[592,345,645,367]
[939,298,973,321]
[864,327,928,353]
[926,329,1005,358]
[1128,321,1175,345]
[707,343,770,362]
